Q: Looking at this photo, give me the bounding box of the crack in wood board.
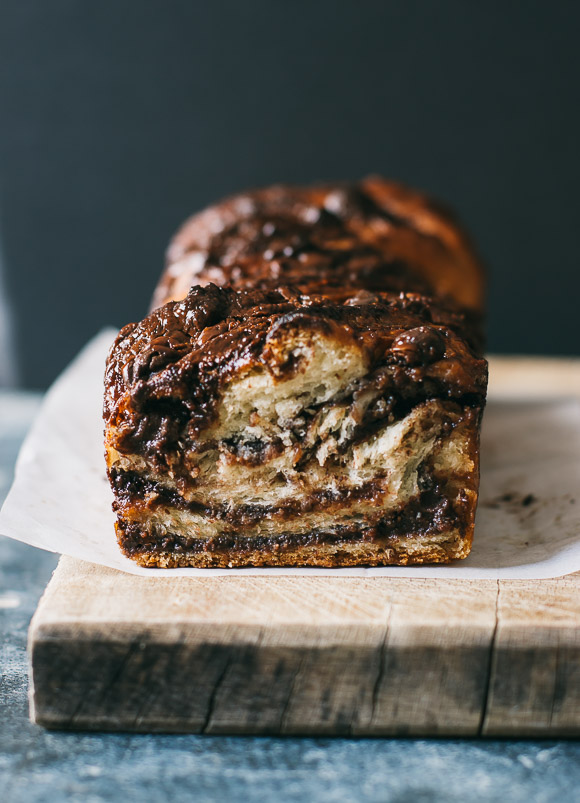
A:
[478,579,500,736]
[202,629,264,735]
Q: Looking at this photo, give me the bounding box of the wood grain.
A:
[482,575,580,736]
[29,560,500,735]
[28,357,580,735]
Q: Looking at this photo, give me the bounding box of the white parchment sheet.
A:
[1,329,579,579]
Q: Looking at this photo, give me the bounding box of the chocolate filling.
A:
[109,466,442,525]
[116,490,470,559]
[105,285,487,472]
[112,376,483,480]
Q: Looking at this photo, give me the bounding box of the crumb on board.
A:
[482,492,539,510]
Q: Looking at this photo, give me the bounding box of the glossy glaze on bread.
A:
[154,178,484,317]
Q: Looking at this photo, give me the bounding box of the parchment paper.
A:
[1,329,579,579]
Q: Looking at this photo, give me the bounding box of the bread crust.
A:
[118,525,472,569]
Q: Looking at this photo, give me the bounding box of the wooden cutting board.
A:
[28,357,580,736]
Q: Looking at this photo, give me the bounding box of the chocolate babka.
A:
[104,178,487,567]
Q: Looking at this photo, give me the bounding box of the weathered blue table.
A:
[2,391,580,803]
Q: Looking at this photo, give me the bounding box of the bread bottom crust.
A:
[116,522,471,568]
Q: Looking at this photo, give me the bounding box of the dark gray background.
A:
[0,0,578,389]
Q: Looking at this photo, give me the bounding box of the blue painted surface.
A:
[1,391,580,803]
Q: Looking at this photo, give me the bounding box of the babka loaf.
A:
[105,178,487,567]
